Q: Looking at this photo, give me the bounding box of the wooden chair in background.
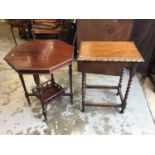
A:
[31,19,64,40]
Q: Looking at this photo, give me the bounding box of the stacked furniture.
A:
[31,19,63,39]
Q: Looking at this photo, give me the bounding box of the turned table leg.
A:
[82,72,86,112]
[121,63,138,113]
[69,64,73,104]
[33,74,47,121]
[18,74,31,106]
[117,68,124,95]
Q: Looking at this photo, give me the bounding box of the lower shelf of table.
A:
[32,80,65,103]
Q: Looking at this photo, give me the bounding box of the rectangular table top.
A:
[78,41,144,62]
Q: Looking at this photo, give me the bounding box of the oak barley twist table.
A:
[77,41,144,113]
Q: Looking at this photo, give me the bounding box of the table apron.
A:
[78,61,131,75]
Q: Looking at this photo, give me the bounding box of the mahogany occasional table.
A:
[77,41,144,113]
[4,40,73,120]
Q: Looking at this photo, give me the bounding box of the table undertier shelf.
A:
[32,80,65,103]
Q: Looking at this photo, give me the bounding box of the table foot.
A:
[33,74,47,120]
[120,109,124,114]
[43,110,47,121]
[63,93,73,104]
[81,109,85,112]
[25,94,31,106]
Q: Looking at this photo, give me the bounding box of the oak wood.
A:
[86,85,118,89]
[78,61,129,75]
[78,41,144,113]
[78,41,144,62]
[85,103,122,107]
[4,40,73,74]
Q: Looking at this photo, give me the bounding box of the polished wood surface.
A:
[78,41,144,113]
[4,40,73,74]
[4,40,73,120]
[32,79,65,103]
[78,41,144,62]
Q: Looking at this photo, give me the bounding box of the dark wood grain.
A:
[4,40,74,121]
[4,40,73,74]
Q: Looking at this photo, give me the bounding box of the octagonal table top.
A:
[4,40,73,74]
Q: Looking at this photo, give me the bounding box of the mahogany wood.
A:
[18,74,31,105]
[32,80,65,103]
[4,40,73,74]
[33,74,47,120]
[4,40,73,121]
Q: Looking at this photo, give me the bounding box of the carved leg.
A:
[82,73,86,112]
[69,64,73,104]
[33,74,47,121]
[18,74,31,106]
[116,68,124,95]
[121,63,138,113]
[11,26,17,45]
